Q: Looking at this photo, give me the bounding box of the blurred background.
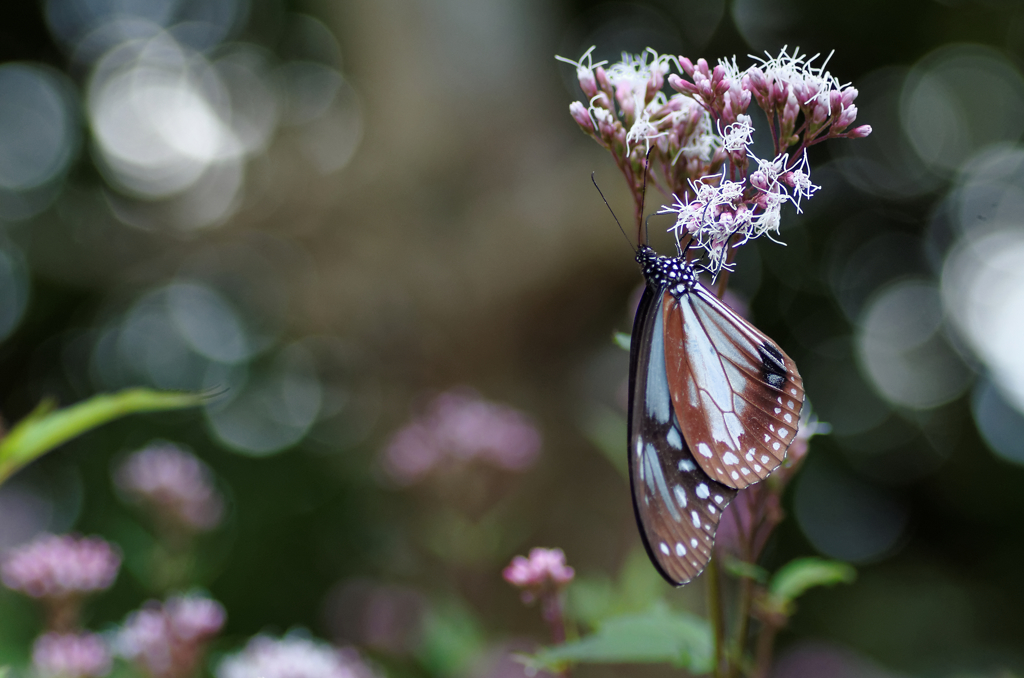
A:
[2,0,1024,675]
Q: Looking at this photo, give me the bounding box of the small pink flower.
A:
[1,534,120,599]
[503,548,574,602]
[114,443,225,532]
[217,634,380,678]
[33,632,112,678]
[382,389,541,485]
[116,593,226,678]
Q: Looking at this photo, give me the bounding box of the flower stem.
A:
[731,576,753,677]
[753,620,780,678]
[707,557,727,677]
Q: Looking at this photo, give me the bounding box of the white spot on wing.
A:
[696,483,710,499]
[731,471,739,480]
[714,495,723,504]
[723,452,739,465]
[698,443,713,458]
[678,459,697,472]
[690,538,698,547]
[761,455,770,463]
[784,413,793,423]
[691,511,700,527]
[674,485,688,507]
[675,543,686,556]
[773,442,781,451]
[660,542,670,555]
[667,427,683,450]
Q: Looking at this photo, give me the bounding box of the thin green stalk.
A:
[706,557,727,678]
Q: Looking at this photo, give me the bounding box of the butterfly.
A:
[627,244,805,586]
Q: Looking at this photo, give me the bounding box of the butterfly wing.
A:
[661,285,805,490]
[628,284,738,586]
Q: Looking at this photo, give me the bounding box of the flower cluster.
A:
[114,443,225,533]
[1,534,121,600]
[115,593,226,678]
[503,548,575,644]
[382,388,541,485]
[217,634,380,678]
[32,632,112,678]
[558,46,870,274]
[503,547,575,602]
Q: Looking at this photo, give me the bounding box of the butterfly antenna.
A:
[592,173,636,252]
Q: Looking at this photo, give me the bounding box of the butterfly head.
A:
[636,246,698,294]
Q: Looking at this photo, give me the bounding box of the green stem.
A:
[731,577,753,677]
[753,620,780,678]
[707,557,727,677]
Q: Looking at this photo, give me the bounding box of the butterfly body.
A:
[628,245,804,585]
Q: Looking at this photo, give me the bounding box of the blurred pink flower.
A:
[503,548,574,603]
[32,632,112,678]
[1,534,120,599]
[114,443,225,532]
[383,389,541,485]
[217,634,380,678]
[115,593,225,678]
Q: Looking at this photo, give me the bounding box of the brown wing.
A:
[628,285,737,586]
[662,287,805,490]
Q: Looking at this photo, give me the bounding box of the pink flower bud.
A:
[746,67,766,94]
[646,74,663,101]
[569,102,594,131]
[715,78,731,96]
[842,87,859,107]
[836,104,858,129]
[829,90,843,114]
[578,69,598,98]
[695,58,710,77]
[668,73,696,95]
[811,103,829,125]
[679,56,694,75]
[711,64,726,84]
[848,124,872,138]
[595,66,610,91]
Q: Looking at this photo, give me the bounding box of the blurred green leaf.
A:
[568,575,615,627]
[723,557,768,584]
[0,389,206,486]
[768,557,856,607]
[581,406,628,479]
[525,606,712,673]
[417,599,486,677]
[568,548,668,629]
[613,332,631,351]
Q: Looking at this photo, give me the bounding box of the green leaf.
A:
[525,606,712,674]
[722,557,768,584]
[580,406,628,479]
[417,600,486,677]
[768,557,856,607]
[613,332,631,351]
[0,389,207,485]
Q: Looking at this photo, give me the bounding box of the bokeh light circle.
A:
[794,456,908,564]
[901,45,1024,174]
[0,63,77,192]
[855,279,970,409]
[942,229,1024,412]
